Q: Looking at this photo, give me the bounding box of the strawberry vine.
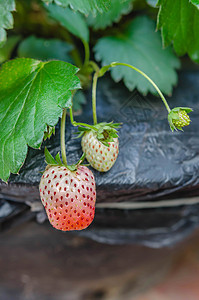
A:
[0,0,196,231]
[60,108,68,166]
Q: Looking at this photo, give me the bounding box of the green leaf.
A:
[157,0,199,62]
[55,152,63,165]
[190,0,199,9]
[42,0,111,15]
[0,0,15,47]
[94,16,180,95]
[44,125,55,140]
[45,147,57,165]
[146,0,158,6]
[87,0,132,30]
[97,133,104,139]
[101,141,109,147]
[0,58,80,182]
[45,4,89,42]
[0,35,20,63]
[18,36,73,62]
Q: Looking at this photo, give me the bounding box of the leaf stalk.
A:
[82,40,90,66]
[92,72,99,125]
[69,107,95,129]
[101,62,171,113]
[61,108,68,166]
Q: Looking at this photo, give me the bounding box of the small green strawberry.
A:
[76,122,121,172]
[168,107,192,131]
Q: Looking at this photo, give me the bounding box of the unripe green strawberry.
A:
[168,107,192,131]
[39,165,96,231]
[81,131,119,172]
[172,110,190,129]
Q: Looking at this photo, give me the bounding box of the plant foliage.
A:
[46,4,89,42]
[42,0,111,15]
[0,0,15,47]
[0,58,80,181]
[18,36,73,61]
[157,0,199,62]
[87,0,132,29]
[95,16,180,94]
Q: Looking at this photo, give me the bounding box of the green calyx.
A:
[168,107,192,131]
[44,147,87,171]
[44,126,55,141]
[75,121,121,147]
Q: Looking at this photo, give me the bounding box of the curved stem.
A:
[110,62,171,113]
[82,40,90,66]
[61,108,67,166]
[69,107,96,130]
[88,61,100,73]
[92,72,99,125]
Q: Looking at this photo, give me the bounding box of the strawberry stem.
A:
[88,61,100,72]
[82,40,90,66]
[61,108,68,166]
[69,106,74,123]
[100,62,171,113]
[92,72,99,125]
[69,107,95,130]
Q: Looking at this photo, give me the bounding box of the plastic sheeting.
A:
[0,69,199,247]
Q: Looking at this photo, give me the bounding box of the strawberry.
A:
[81,130,119,172]
[39,165,96,231]
[168,107,192,131]
[75,122,121,172]
[172,110,190,129]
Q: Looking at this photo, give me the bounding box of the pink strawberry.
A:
[81,130,119,172]
[39,165,96,231]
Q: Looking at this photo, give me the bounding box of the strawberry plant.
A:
[0,0,195,231]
